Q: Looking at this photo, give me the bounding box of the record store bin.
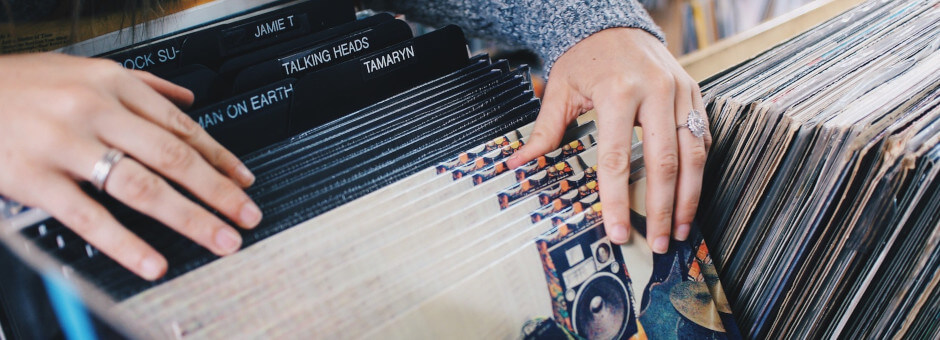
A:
[1,0,939,339]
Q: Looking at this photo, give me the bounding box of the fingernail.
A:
[608,223,629,244]
[215,228,242,253]
[240,202,262,227]
[140,256,165,280]
[675,224,690,241]
[652,236,669,254]
[506,155,519,168]
[235,164,255,186]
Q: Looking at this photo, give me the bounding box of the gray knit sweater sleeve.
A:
[362,0,664,72]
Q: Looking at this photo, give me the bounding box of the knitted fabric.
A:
[363,0,665,72]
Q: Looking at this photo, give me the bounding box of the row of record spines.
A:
[701,0,912,298]
[805,90,940,336]
[252,78,530,207]
[245,69,539,245]
[70,57,538,300]
[245,60,513,194]
[838,144,940,338]
[696,0,940,337]
[241,54,499,167]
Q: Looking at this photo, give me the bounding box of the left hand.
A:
[507,27,711,254]
[0,53,260,280]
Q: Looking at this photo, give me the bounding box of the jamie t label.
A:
[253,15,296,38]
[221,13,310,53]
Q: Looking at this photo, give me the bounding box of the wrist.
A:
[538,1,664,74]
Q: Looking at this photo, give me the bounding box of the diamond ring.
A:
[678,109,707,138]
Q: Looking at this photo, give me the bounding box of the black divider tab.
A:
[218,13,394,77]
[180,0,353,68]
[232,19,413,93]
[289,25,470,134]
[104,0,353,75]
[104,37,186,77]
[219,10,307,56]
[187,79,296,155]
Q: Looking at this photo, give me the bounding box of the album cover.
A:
[351,197,739,340]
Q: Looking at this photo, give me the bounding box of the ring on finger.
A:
[91,148,125,191]
[677,109,706,138]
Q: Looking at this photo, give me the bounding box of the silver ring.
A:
[677,109,707,138]
[91,148,124,191]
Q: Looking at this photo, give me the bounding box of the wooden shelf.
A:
[678,0,866,81]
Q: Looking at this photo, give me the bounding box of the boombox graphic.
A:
[533,207,639,340]
[522,176,740,339]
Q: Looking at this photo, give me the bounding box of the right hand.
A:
[507,28,711,253]
[0,53,262,280]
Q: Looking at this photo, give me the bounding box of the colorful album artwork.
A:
[523,178,741,340]
[496,159,583,209]
[530,180,598,223]
[537,169,597,205]
[455,141,522,181]
[470,135,595,185]
[437,135,517,174]
[550,192,601,227]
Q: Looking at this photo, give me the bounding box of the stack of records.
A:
[699,0,940,338]
[3,1,742,338]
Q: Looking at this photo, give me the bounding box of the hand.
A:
[0,53,262,280]
[507,28,711,253]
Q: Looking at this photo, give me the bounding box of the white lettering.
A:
[198,84,292,128]
[225,101,248,119]
[253,15,296,38]
[333,36,370,58]
[197,111,225,128]
[363,45,415,74]
[156,47,179,63]
[122,53,155,70]
[281,49,332,75]
[248,84,294,111]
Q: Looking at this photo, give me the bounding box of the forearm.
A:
[362,0,664,72]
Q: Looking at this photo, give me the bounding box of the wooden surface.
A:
[678,0,867,81]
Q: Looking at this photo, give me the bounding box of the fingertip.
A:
[607,223,630,244]
[235,164,256,187]
[651,235,669,254]
[505,154,522,169]
[164,85,195,109]
[238,201,263,229]
[601,189,633,245]
[139,254,167,281]
[214,227,243,255]
[506,148,534,169]
[509,134,561,169]
[130,69,195,108]
[177,88,195,109]
[674,223,690,241]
